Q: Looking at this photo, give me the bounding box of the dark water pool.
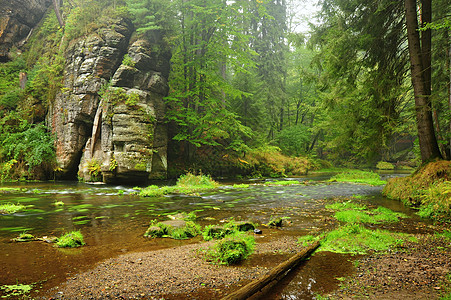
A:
[0,173,431,299]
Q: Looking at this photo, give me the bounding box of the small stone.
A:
[254,229,263,234]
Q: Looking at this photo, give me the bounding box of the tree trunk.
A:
[404,0,442,161]
[52,0,64,28]
[448,28,451,159]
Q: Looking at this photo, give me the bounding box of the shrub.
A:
[86,159,102,181]
[0,118,55,180]
[56,231,85,248]
[122,54,136,67]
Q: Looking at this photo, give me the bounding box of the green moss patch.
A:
[140,173,219,197]
[144,219,201,240]
[264,180,301,186]
[204,232,255,265]
[330,170,386,186]
[56,231,85,248]
[0,203,26,214]
[299,223,416,254]
[326,200,406,224]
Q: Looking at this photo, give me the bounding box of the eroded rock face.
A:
[0,0,50,60]
[52,23,171,183]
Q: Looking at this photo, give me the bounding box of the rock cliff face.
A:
[0,0,50,60]
[51,18,171,183]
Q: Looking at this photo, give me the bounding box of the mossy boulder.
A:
[144,219,200,240]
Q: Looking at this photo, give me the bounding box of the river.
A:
[0,172,431,299]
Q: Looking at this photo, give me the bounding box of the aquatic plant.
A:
[0,202,26,214]
[205,232,255,265]
[55,231,85,248]
[330,170,386,186]
[0,283,33,298]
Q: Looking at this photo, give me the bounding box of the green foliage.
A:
[166,0,258,156]
[309,0,414,163]
[330,170,386,186]
[276,124,311,156]
[0,115,55,180]
[85,159,102,182]
[0,203,26,214]
[122,54,136,67]
[126,0,175,38]
[243,145,311,177]
[64,0,129,43]
[205,232,255,265]
[56,231,85,248]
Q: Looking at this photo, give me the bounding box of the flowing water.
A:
[0,172,432,299]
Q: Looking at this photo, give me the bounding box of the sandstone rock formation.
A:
[51,18,171,183]
[0,0,50,60]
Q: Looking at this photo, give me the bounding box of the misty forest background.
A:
[0,0,450,180]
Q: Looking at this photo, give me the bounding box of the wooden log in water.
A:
[221,240,320,300]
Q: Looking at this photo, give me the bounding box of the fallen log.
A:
[221,240,320,300]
